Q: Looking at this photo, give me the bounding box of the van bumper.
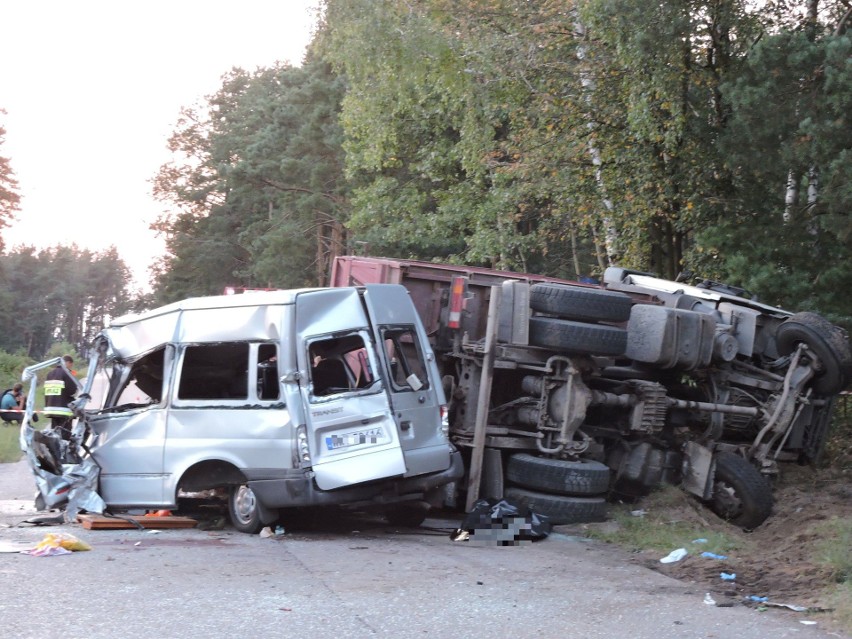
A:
[248,449,464,509]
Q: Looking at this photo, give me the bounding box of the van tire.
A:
[228,484,264,534]
[530,283,632,323]
[504,487,607,524]
[529,317,627,356]
[506,454,611,496]
[384,501,430,528]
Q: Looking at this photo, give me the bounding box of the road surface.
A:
[0,459,845,639]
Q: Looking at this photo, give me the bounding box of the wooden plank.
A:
[77,513,198,530]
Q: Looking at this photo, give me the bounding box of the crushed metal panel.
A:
[106,290,300,357]
[295,288,370,337]
[176,304,285,343]
[88,408,169,506]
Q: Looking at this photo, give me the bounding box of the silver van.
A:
[20,285,463,532]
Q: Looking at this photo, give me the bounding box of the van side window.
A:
[178,343,249,400]
[257,343,279,401]
[309,334,374,397]
[381,326,429,391]
[111,347,166,408]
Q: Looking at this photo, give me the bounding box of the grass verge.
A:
[0,423,22,463]
[583,484,744,557]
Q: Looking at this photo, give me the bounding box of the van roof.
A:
[109,288,320,328]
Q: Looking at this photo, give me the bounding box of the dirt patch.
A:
[564,463,851,629]
[654,466,848,605]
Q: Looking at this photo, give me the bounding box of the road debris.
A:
[660,548,688,563]
[21,532,91,556]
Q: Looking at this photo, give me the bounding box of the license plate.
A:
[326,427,384,451]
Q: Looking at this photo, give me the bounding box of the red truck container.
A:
[332,255,851,528]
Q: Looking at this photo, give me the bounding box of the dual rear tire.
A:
[503,453,610,524]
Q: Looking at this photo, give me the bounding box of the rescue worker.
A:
[43,355,77,440]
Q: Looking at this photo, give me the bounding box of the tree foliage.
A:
[0,244,132,359]
[151,55,347,302]
[0,115,21,250]
[148,0,850,326]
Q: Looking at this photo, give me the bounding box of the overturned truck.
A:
[332,256,852,528]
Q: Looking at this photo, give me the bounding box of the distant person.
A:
[0,383,25,424]
[43,355,78,440]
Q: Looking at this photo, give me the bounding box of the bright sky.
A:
[1,0,319,288]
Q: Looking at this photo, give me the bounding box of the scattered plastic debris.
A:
[660,548,688,564]
[701,552,728,560]
[703,593,716,605]
[261,525,286,539]
[630,509,647,517]
[720,572,736,581]
[747,595,768,603]
[799,620,818,626]
[692,538,708,544]
[763,602,809,612]
[21,532,92,556]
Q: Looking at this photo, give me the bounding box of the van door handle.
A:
[400,420,412,431]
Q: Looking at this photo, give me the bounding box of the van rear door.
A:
[361,285,452,477]
[295,288,406,490]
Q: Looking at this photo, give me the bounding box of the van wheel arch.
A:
[177,460,246,493]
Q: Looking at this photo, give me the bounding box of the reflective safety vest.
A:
[43,379,74,417]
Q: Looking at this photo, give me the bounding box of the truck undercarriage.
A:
[332,257,852,528]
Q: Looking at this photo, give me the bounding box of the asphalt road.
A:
[0,459,845,639]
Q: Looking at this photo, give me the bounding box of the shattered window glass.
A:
[381,326,429,392]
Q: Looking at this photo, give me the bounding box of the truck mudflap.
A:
[248,448,464,509]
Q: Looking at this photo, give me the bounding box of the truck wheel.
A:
[529,317,627,356]
[776,312,852,396]
[708,453,773,529]
[530,283,632,323]
[228,484,264,534]
[506,453,611,496]
[504,487,607,524]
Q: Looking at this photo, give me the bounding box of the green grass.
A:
[0,423,23,463]
[584,484,743,556]
[816,518,852,584]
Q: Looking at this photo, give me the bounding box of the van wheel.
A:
[529,317,627,356]
[228,484,264,534]
[530,284,632,323]
[384,502,430,528]
[504,487,607,524]
[506,454,611,496]
[708,453,773,529]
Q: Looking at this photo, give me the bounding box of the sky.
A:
[1,0,319,288]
